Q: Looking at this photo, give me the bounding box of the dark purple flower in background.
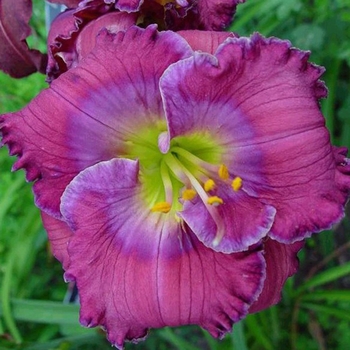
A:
[1,25,350,347]
[0,0,244,79]
[46,0,246,80]
[0,0,47,77]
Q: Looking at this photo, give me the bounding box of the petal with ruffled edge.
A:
[161,32,350,244]
[179,185,276,253]
[46,8,78,81]
[61,158,266,348]
[41,212,73,270]
[75,12,137,61]
[47,5,137,80]
[160,41,275,253]
[0,26,192,219]
[250,238,304,313]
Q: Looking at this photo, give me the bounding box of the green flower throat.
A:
[123,122,243,215]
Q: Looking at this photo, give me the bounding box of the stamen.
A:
[163,153,191,187]
[167,153,225,245]
[218,164,229,180]
[232,176,243,191]
[182,188,197,201]
[151,202,172,213]
[160,160,173,204]
[204,179,216,192]
[207,196,224,206]
[171,146,218,173]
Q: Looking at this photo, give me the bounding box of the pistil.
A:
[165,153,225,245]
[171,146,219,174]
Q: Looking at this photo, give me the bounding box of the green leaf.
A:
[295,262,350,295]
[290,24,325,51]
[300,303,350,322]
[301,290,350,302]
[158,328,201,350]
[22,334,105,350]
[0,299,80,325]
[1,258,22,343]
[245,314,274,350]
[231,321,248,350]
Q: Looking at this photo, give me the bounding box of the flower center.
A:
[123,122,242,229]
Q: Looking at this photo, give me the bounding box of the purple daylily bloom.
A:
[0,0,47,77]
[46,0,245,80]
[1,26,350,347]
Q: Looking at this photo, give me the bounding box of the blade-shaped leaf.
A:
[294,262,350,295]
[301,303,350,322]
[0,298,80,324]
[0,0,47,77]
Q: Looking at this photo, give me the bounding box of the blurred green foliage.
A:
[0,0,350,349]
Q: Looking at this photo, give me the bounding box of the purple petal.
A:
[116,0,143,12]
[161,32,349,244]
[197,0,246,30]
[250,238,304,313]
[41,212,73,270]
[47,9,78,81]
[164,0,245,30]
[47,0,81,7]
[0,0,47,77]
[178,30,235,54]
[1,26,192,218]
[47,4,137,81]
[75,12,137,61]
[61,157,266,348]
[179,185,276,253]
[333,146,350,190]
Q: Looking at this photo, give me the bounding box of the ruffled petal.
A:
[41,212,73,270]
[0,26,192,218]
[47,7,137,80]
[75,12,137,61]
[47,9,77,81]
[179,184,276,253]
[250,238,304,313]
[61,158,266,348]
[161,32,349,244]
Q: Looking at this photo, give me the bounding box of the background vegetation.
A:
[0,0,349,349]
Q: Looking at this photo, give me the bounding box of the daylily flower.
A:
[1,26,350,347]
[0,0,47,77]
[46,0,246,80]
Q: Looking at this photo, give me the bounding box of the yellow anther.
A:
[182,189,197,201]
[218,164,229,180]
[204,179,216,192]
[232,176,243,191]
[207,196,224,206]
[151,202,171,213]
